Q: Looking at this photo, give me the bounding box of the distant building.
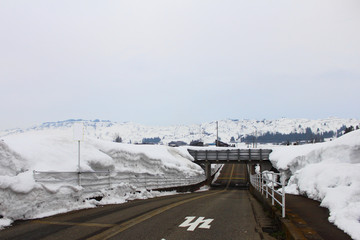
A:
[168,141,187,147]
[215,140,232,147]
[190,140,204,146]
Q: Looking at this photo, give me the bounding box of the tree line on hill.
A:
[112,124,359,145]
[241,125,359,145]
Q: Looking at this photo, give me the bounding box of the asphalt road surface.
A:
[0,164,277,240]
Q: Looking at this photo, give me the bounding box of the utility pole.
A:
[216,121,219,146]
[255,130,258,148]
[78,140,81,172]
[252,130,258,148]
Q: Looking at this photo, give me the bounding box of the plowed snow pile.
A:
[0,129,204,229]
[271,130,360,240]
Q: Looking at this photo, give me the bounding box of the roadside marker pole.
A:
[108,169,111,187]
[272,174,275,205]
[260,173,264,195]
[266,174,269,199]
[282,172,286,218]
[74,122,84,186]
[78,140,81,186]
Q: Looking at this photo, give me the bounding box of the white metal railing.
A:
[250,171,286,218]
[33,170,206,192]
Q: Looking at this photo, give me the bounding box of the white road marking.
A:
[179,216,214,231]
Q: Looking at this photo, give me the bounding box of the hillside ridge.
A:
[1,117,359,145]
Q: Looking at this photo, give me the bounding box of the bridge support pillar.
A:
[205,163,211,185]
[260,162,273,171]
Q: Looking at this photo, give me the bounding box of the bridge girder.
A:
[188,148,272,163]
[188,149,273,185]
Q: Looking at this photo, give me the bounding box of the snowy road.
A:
[0,164,277,240]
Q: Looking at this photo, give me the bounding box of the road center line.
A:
[87,190,225,240]
[225,165,235,189]
[33,220,116,228]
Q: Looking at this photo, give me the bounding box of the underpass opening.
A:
[211,164,250,190]
[188,148,274,189]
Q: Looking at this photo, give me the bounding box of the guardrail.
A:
[250,171,286,218]
[33,170,206,192]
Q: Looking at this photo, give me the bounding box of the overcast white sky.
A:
[1,0,359,130]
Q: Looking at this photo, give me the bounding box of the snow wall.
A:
[0,129,207,229]
[270,130,360,240]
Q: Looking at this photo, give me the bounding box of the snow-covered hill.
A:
[1,117,358,144]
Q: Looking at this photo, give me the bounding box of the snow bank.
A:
[270,130,360,240]
[0,141,28,176]
[0,129,205,229]
[1,129,203,176]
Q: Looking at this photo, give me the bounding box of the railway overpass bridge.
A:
[187,148,273,184]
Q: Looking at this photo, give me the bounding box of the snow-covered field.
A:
[271,129,360,240]
[0,128,207,229]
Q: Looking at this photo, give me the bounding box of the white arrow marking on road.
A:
[179,216,214,231]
